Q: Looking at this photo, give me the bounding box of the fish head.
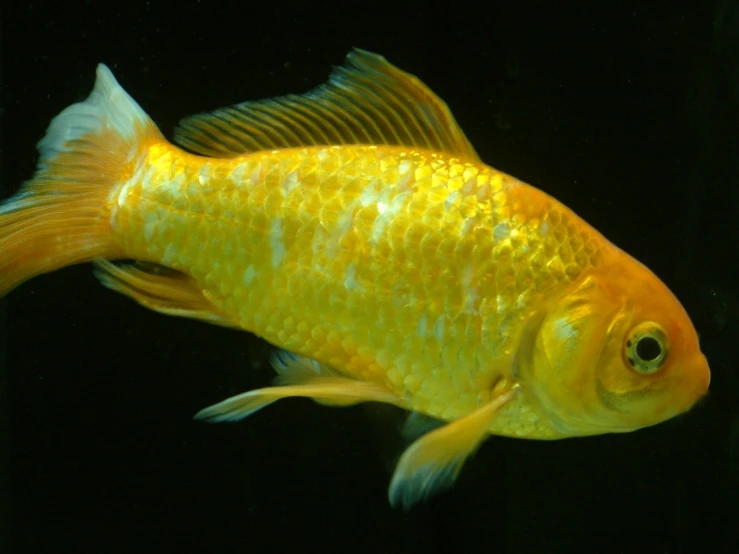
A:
[523,253,710,437]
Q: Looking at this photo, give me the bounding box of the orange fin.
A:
[92,259,237,327]
[173,49,480,162]
[388,387,517,509]
[194,349,405,422]
[0,64,162,296]
[270,349,361,406]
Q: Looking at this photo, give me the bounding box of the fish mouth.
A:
[695,352,711,395]
[654,352,711,418]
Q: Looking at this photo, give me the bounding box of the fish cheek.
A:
[595,354,669,421]
[529,278,618,422]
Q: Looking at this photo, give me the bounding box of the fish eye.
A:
[624,322,668,374]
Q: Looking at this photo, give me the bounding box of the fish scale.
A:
[113,141,606,431]
[0,49,709,507]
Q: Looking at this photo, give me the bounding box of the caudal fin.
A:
[0,64,163,296]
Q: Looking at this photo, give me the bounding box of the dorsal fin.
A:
[173,49,480,162]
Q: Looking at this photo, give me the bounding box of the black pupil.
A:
[636,336,662,362]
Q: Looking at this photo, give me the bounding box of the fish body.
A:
[0,50,710,507]
[117,140,609,438]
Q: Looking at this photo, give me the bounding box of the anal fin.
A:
[93,259,236,327]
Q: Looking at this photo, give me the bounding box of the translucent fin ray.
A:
[173,49,480,162]
[401,411,446,443]
[0,64,158,296]
[388,388,516,509]
[194,377,404,423]
[195,349,406,422]
[93,260,237,327]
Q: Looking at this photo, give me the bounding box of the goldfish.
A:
[0,49,710,509]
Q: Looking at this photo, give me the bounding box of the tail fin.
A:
[0,64,163,296]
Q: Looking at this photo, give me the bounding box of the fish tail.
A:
[0,64,163,296]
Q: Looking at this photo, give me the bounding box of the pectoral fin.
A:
[388,387,517,509]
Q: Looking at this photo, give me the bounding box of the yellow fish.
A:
[0,50,711,508]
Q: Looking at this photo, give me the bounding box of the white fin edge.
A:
[35,64,157,172]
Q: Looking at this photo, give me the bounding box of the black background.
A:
[3,1,739,553]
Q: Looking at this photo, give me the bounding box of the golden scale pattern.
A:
[113,141,605,433]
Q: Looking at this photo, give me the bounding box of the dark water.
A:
[2,1,738,552]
